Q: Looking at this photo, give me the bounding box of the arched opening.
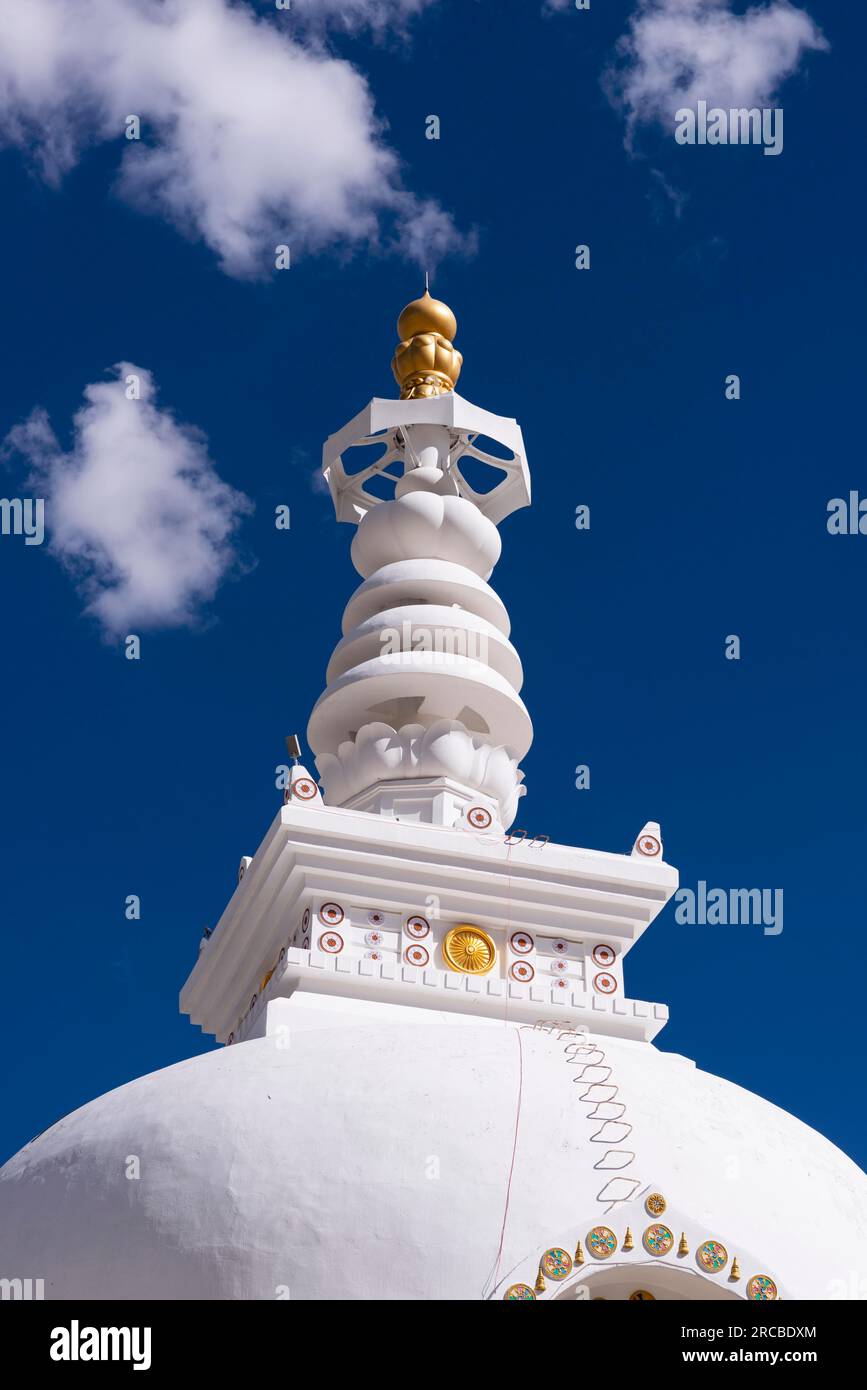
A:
[554,1263,741,1301]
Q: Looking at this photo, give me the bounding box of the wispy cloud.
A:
[289,0,434,33]
[604,0,828,147]
[648,167,689,220]
[3,364,251,639]
[0,0,466,277]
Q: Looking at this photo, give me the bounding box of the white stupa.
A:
[2,292,865,1302]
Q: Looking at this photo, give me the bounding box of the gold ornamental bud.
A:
[391,289,463,399]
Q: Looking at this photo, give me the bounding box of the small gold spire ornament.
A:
[730,1257,742,1281]
[623,1226,634,1251]
[392,288,463,399]
[534,1270,546,1294]
[678,1232,689,1257]
[574,1240,584,1266]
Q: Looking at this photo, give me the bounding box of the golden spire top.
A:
[392,285,463,400]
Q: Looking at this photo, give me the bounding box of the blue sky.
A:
[1,0,865,1172]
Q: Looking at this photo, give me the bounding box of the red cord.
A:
[490,1026,524,1292]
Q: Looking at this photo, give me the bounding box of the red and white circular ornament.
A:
[592,943,616,967]
[405,916,430,939]
[366,930,384,947]
[637,833,661,857]
[467,805,493,830]
[404,944,430,968]
[319,931,344,955]
[594,971,617,995]
[291,776,318,801]
[510,931,534,955]
[319,902,344,926]
[510,960,535,983]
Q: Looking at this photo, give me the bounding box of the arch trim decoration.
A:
[489,1189,783,1302]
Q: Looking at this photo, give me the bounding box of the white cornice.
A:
[180,802,677,1044]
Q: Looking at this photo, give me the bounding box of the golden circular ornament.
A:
[586,1226,618,1259]
[503,1283,536,1301]
[697,1239,728,1273]
[442,924,497,975]
[747,1274,778,1301]
[629,1289,656,1301]
[643,1223,674,1256]
[540,1248,573,1281]
[645,1192,667,1216]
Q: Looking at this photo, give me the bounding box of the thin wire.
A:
[480,833,525,1297]
[485,1025,524,1298]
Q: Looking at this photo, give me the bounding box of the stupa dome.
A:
[1,1011,864,1301]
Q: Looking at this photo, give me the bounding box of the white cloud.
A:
[648,167,689,219]
[290,0,433,32]
[3,364,252,639]
[0,0,463,277]
[604,0,828,145]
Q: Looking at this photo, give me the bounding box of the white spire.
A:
[307,292,532,831]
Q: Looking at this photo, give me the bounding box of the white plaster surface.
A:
[2,1014,864,1300]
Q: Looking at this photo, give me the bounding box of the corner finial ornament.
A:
[392,286,463,399]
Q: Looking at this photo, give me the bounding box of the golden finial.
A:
[678,1232,689,1257]
[623,1226,634,1252]
[534,1269,546,1294]
[574,1240,584,1266]
[730,1256,742,1281]
[392,285,463,399]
